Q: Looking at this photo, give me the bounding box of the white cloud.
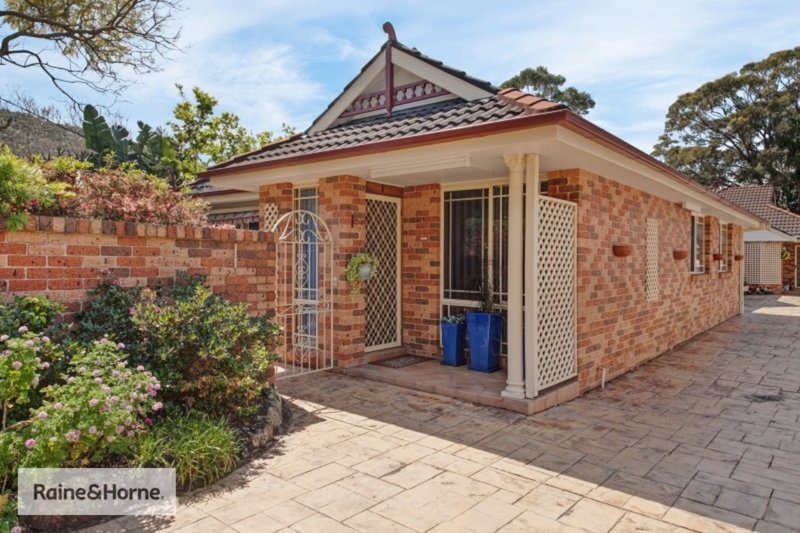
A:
[7,0,800,152]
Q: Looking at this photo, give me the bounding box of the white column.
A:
[739,229,745,315]
[502,154,526,399]
[524,154,540,398]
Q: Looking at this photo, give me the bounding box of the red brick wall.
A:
[318,175,367,367]
[401,185,441,356]
[0,215,273,316]
[549,169,743,393]
[782,243,797,289]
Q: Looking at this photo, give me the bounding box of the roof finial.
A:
[383,22,397,42]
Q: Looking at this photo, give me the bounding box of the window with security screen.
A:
[691,215,704,273]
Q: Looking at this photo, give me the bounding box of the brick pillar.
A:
[402,184,441,356]
[318,175,367,366]
[259,182,294,231]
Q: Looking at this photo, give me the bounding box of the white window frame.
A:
[719,223,728,272]
[691,215,705,273]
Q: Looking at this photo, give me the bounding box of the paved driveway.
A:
[102,295,800,532]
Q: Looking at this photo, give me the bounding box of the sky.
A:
[4,0,800,152]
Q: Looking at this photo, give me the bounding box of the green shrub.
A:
[43,166,208,226]
[0,296,66,339]
[130,277,280,417]
[0,334,47,430]
[71,281,142,350]
[132,411,240,490]
[0,492,18,533]
[0,146,67,230]
[17,339,161,470]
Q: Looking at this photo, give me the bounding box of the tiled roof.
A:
[718,185,800,236]
[208,89,564,174]
[716,185,774,212]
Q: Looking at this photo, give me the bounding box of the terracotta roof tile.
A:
[208,93,566,174]
[718,185,800,236]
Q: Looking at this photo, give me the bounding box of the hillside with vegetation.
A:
[0,108,84,158]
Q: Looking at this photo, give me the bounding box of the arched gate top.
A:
[270,209,333,244]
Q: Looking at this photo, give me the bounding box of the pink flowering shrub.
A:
[19,338,161,468]
[0,332,52,431]
[0,337,161,497]
[46,168,209,226]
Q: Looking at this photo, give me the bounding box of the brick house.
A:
[199,28,763,413]
[718,185,800,293]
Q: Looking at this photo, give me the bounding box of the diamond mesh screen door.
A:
[365,195,401,351]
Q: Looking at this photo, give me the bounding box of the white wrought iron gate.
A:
[365,195,402,351]
[271,210,334,378]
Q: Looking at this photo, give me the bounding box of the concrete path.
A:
[97,295,800,532]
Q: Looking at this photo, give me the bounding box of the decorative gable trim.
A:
[309,30,495,134]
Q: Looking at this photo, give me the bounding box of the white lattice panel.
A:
[263,203,279,230]
[536,196,577,392]
[744,242,760,284]
[365,197,400,350]
[761,242,782,284]
[645,218,659,302]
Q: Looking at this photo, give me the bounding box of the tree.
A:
[653,47,800,210]
[0,0,180,106]
[501,66,595,115]
[82,104,176,179]
[169,85,294,186]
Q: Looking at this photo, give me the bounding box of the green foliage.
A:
[501,66,595,115]
[441,314,465,325]
[0,296,65,339]
[82,105,178,180]
[18,339,161,469]
[0,492,18,533]
[169,85,290,186]
[38,156,92,183]
[0,334,47,430]
[654,47,800,210]
[132,410,240,490]
[72,281,142,350]
[0,146,65,230]
[130,277,280,417]
[345,253,379,295]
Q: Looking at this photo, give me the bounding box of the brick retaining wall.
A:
[0,216,274,315]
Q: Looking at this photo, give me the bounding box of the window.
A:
[442,185,512,352]
[719,223,728,272]
[691,215,705,273]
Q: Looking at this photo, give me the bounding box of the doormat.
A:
[372,355,431,369]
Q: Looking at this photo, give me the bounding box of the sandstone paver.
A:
[102,295,800,532]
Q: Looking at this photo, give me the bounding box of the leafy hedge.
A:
[0,149,208,229]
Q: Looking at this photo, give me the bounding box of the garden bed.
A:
[0,273,282,532]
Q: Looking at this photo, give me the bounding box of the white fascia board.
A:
[308,54,386,133]
[554,127,765,230]
[207,126,560,191]
[390,48,493,101]
[744,228,796,242]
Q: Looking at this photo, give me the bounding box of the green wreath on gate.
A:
[346,252,379,295]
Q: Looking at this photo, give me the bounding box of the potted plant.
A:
[440,314,466,366]
[346,252,379,295]
[466,264,503,372]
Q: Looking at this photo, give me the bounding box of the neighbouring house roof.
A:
[718,185,800,237]
[204,89,563,175]
[208,210,259,225]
